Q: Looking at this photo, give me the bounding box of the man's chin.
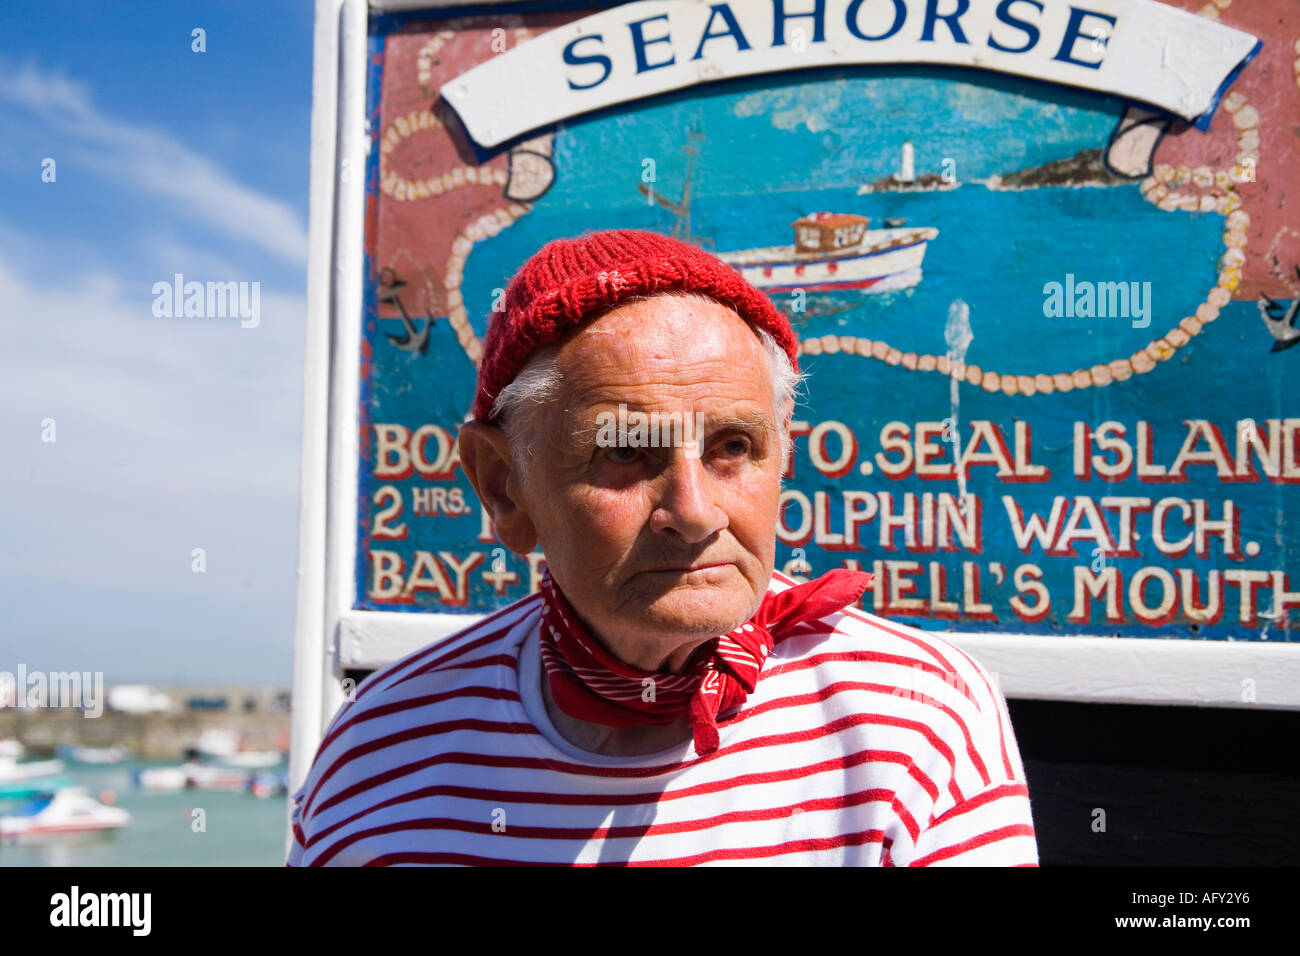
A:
[637,587,758,639]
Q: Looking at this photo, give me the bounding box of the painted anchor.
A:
[1258,266,1300,353]
[378,267,432,353]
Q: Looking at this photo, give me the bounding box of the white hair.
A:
[489,291,803,471]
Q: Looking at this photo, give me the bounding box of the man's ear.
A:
[457,422,539,555]
[778,398,795,473]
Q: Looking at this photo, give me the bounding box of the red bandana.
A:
[538,568,875,755]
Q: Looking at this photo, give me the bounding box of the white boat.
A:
[717,213,938,294]
[193,728,240,759]
[220,750,285,769]
[106,684,175,714]
[191,728,283,768]
[0,740,24,759]
[249,771,289,799]
[185,763,251,791]
[134,765,189,792]
[55,745,129,764]
[135,761,251,792]
[0,755,66,784]
[0,787,130,842]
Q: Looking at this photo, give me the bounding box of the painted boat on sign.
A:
[716,213,939,294]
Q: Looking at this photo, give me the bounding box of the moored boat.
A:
[248,771,289,799]
[221,750,285,769]
[133,765,189,792]
[189,728,284,769]
[0,787,131,843]
[0,755,66,784]
[185,763,252,791]
[0,777,75,802]
[134,760,252,792]
[54,745,129,765]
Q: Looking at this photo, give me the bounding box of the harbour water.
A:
[0,760,289,867]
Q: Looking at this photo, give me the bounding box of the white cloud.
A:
[0,58,308,265]
[0,231,306,596]
[140,233,251,285]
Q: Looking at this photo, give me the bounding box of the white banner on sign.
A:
[441,0,1260,148]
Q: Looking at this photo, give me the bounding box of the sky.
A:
[0,0,315,685]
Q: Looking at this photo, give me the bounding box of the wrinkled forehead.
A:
[551,294,777,411]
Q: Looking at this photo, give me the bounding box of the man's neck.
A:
[539,657,694,757]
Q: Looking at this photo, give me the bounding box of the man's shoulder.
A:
[337,593,542,719]
[770,571,997,691]
[290,593,541,825]
[827,606,1001,698]
[304,593,541,775]
[357,594,540,696]
[767,572,1010,742]
[765,576,1026,818]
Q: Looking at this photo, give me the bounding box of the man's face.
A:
[509,296,787,672]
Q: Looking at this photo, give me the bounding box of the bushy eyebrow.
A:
[566,408,778,449]
[702,412,779,436]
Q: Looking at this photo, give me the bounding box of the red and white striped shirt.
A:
[288,572,1038,866]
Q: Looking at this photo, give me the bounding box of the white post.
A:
[286,0,349,855]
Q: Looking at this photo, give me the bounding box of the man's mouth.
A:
[642,561,735,579]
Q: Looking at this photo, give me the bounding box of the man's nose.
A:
[649,449,728,544]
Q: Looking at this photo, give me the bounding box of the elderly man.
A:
[288,229,1038,866]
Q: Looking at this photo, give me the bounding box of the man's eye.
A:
[717,437,750,458]
[605,446,639,465]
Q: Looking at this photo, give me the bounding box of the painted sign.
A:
[443,0,1261,147]
[353,0,1299,644]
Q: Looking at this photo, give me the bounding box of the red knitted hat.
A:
[470,229,799,422]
